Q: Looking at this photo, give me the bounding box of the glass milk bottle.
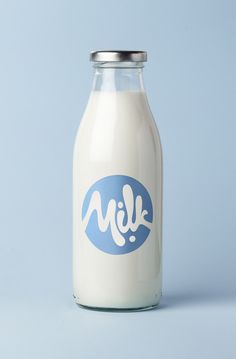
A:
[73,51,162,310]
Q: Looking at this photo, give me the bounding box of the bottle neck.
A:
[91,62,145,92]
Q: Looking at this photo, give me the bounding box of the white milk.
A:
[73,90,162,309]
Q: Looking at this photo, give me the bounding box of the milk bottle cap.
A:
[90,50,147,62]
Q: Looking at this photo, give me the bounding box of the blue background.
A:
[0,0,235,358]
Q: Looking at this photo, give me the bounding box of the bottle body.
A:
[73,54,162,309]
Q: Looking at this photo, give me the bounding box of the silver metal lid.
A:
[90,50,147,62]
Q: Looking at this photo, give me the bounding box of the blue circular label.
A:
[82,175,153,255]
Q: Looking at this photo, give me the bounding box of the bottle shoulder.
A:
[77,91,159,131]
[74,91,162,157]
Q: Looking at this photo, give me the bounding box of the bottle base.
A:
[73,295,161,312]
